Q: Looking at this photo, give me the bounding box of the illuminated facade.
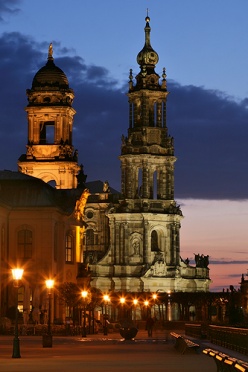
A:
[18,44,80,189]
[90,16,210,293]
[0,16,211,325]
[0,171,87,322]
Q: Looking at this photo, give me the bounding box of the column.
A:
[115,223,120,264]
[123,223,129,264]
[142,166,149,198]
[143,220,149,264]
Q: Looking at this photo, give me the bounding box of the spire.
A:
[144,10,151,49]
[137,13,159,68]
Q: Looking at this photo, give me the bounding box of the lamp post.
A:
[133,299,138,326]
[103,294,110,336]
[152,293,157,318]
[144,300,149,318]
[168,291,172,321]
[81,290,88,337]
[12,268,24,359]
[43,279,54,348]
[120,296,126,320]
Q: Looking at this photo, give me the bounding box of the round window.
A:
[86,211,93,219]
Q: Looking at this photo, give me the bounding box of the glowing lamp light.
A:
[12,269,24,281]
[81,290,88,299]
[103,294,110,302]
[133,299,138,305]
[46,279,54,290]
[12,268,24,358]
[120,297,125,304]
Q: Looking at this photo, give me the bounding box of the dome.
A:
[31,44,69,90]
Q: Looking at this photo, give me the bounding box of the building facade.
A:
[90,15,210,294]
[0,171,87,322]
[0,15,210,325]
[18,43,80,189]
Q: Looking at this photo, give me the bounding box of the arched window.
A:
[54,223,58,262]
[151,230,159,252]
[153,170,158,199]
[17,286,24,312]
[86,229,94,248]
[18,229,32,259]
[65,233,74,263]
[1,226,5,261]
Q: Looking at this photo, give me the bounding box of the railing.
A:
[185,323,205,338]
[208,325,248,356]
[185,323,248,356]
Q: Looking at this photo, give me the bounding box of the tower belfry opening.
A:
[18,44,80,189]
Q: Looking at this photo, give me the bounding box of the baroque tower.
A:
[18,44,80,189]
[91,15,210,293]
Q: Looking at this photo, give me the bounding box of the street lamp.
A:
[144,300,149,317]
[12,268,24,358]
[133,299,138,326]
[81,290,88,337]
[167,291,172,321]
[120,296,126,320]
[152,293,157,318]
[103,294,110,336]
[43,279,54,348]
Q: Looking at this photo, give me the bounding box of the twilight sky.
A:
[0,0,248,291]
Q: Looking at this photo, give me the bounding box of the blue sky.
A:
[0,0,248,290]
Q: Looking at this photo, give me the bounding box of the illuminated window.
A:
[65,233,73,262]
[18,229,32,259]
[18,286,24,312]
[54,223,58,262]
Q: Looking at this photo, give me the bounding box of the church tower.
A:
[91,15,210,293]
[18,44,80,189]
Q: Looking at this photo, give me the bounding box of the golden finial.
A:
[48,43,53,59]
[146,8,150,23]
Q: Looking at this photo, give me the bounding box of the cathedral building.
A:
[90,15,210,293]
[0,15,210,323]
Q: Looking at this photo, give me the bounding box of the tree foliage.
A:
[58,282,81,308]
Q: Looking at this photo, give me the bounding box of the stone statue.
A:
[103,181,110,193]
[48,43,53,58]
[132,240,140,255]
[194,253,209,268]
[74,188,90,221]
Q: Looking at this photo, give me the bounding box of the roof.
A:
[0,170,77,213]
[31,58,69,90]
[85,180,120,194]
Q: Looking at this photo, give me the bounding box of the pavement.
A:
[0,328,247,372]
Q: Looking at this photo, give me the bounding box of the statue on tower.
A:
[48,43,53,59]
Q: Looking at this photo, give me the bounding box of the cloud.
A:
[167,81,248,200]
[0,0,20,22]
[0,31,248,199]
[210,260,248,265]
[227,273,245,278]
